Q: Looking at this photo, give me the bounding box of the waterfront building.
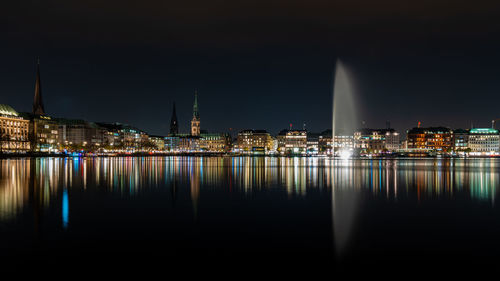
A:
[97,123,148,151]
[384,130,400,151]
[306,132,320,155]
[406,127,453,151]
[34,116,59,152]
[100,126,122,148]
[57,118,104,148]
[354,128,399,154]
[164,135,180,151]
[191,91,200,136]
[169,102,178,135]
[19,113,60,152]
[453,129,469,153]
[468,128,499,155]
[334,135,354,150]
[122,125,148,151]
[237,130,274,153]
[200,133,232,152]
[318,130,333,155]
[317,129,354,155]
[149,135,165,151]
[0,104,30,152]
[97,123,124,148]
[270,138,278,153]
[179,135,201,152]
[277,129,307,154]
[329,128,355,153]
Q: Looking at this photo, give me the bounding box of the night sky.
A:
[3,0,500,135]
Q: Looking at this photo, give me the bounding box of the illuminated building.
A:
[179,135,201,152]
[306,132,320,155]
[354,128,399,154]
[317,129,354,155]
[384,130,400,151]
[322,129,353,155]
[200,133,232,152]
[149,135,165,151]
[468,128,499,155]
[101,130,122,147]
[127,128,148,150]
[334,135,354,150]
[406,127,453,151]
[96,123,148,151]
[191,91,200,136]
[453,129,469,153]
[318,130,333,155]
[277,129,307,154]
[169,102,178,135]
[18,113,60,152]
[97,123,125,147]
[169,133,231,153]
[164,135,180,151]
[270,138,278,152]
[57,118,105,148]
[237,130,274,153]
[119,125,148,151]
[0,104,30,152]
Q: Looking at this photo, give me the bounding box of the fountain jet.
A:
[331,58,360,257]
[332,59,357,155]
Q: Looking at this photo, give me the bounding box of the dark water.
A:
[1,157,500,274]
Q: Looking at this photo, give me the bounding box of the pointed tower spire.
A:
[170,102,179,135]
[32,57,45,116]
[191,90,201,136]
[193,90,199,118]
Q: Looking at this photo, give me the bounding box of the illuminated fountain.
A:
[332,59,357,158]
[331,59,360,256]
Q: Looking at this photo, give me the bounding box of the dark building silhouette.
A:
[170,102,179,135]
[32,58,45,116]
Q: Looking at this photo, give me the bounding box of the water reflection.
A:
[0,157,499,225]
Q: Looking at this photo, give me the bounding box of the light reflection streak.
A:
[62,188,68,229]
[0,157,498,224]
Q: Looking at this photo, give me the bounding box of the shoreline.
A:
[0,152,498,159]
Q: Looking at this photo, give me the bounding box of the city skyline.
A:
[2,57,500,137]
[4,1,500,135]
[3,70,500,157]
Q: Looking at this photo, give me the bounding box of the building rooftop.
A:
[149,135,166,139]
[96,122,146,134]
[407,127,452,134]
[239,129,269,134]
[356,128,396,135]
[470,128,499,134]
[0,104,19,117]
[278,129,307,136]
[54,117,87,125]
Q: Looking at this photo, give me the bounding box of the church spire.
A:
[193,90,199,118]
[32,57,45,116]
[191,90,200,136]
[170,102,179,135]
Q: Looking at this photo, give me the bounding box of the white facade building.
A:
[468,128,499,155]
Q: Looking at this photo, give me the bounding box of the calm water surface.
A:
[1,156,500,272]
